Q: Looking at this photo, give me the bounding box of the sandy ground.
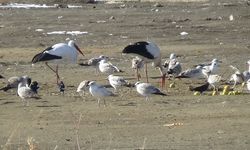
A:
[0,0,250,149]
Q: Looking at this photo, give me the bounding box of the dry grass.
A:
[2,123,20,150]
[27,137,39,150]
[71,110,83,150]
[0,0,10,3]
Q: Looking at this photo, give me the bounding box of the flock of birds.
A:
[1,40,250,106]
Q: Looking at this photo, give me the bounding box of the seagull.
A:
[31,40,84,84]
[201,60,220,78]
[135,82,166,101]
[164,53,182,78]
[29,81,39,94]
[88,81,115,106]
[98,59,123,75]
[17,78,39,106]
[189,82,210,94]
[177,60,220,79]
[131,57,144,81]
[176,66,205,79]
[88,55,109,74]
[122,41,166,88]
[0,75,31,92]
[242,60,250,81]
[107,74,130,92]
[229,65,244,88]
[207,74,221,92]
[195,58,222,68]
[76,80,90,96]
[247,79,250,92]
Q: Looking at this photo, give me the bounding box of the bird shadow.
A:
[78,62,90,66]
[118,102,137,106]
[36,105,61,108]
[155,101,169,105]
[102,84,113,88]
[1,101,16,105]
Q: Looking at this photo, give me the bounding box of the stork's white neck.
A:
[68,40,75,47]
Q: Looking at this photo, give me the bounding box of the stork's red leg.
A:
[45,62,60,84]
[145,63,148,83]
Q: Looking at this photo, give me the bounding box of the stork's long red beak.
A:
[74,44,84,56]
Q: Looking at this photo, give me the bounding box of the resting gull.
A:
[17,78,40,106]
[88,55,109,74]
[77,80,90,96]
[98,59,123,75]
[0,75,31,92]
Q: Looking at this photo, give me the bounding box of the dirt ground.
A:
[0,0,250,149]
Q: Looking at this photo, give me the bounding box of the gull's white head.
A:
[169,53,176,59]
[88,81,96,86]
[211,58,218,63]
[135,82,141,86]
[132,57,144,69]
[108,74,114,79]
[196,65,203,69]
[99,55,109,60]
[247,60,250,65]
[99,59,108,64]
[211,61,219,68]
[77,80,90,92]
[212,58,222,63]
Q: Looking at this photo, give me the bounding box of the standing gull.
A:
[207,74,221,92]
[247,79,250,92]
[242,60,250,82]
[131,57,144,81]
[164,53,182,78]
[31,40,84,84]
[201,60,220,78]
[177,66,205,79]
[177,59,220,79]
[135,82,166,101]
[88,81,115,106]
[195,58,221,68]
[229,65,244,88]
[122,41,166,88]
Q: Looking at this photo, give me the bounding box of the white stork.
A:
[31,40,84,84]
[122,41,166,88]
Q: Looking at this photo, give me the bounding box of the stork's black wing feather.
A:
[31,52,62,63]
